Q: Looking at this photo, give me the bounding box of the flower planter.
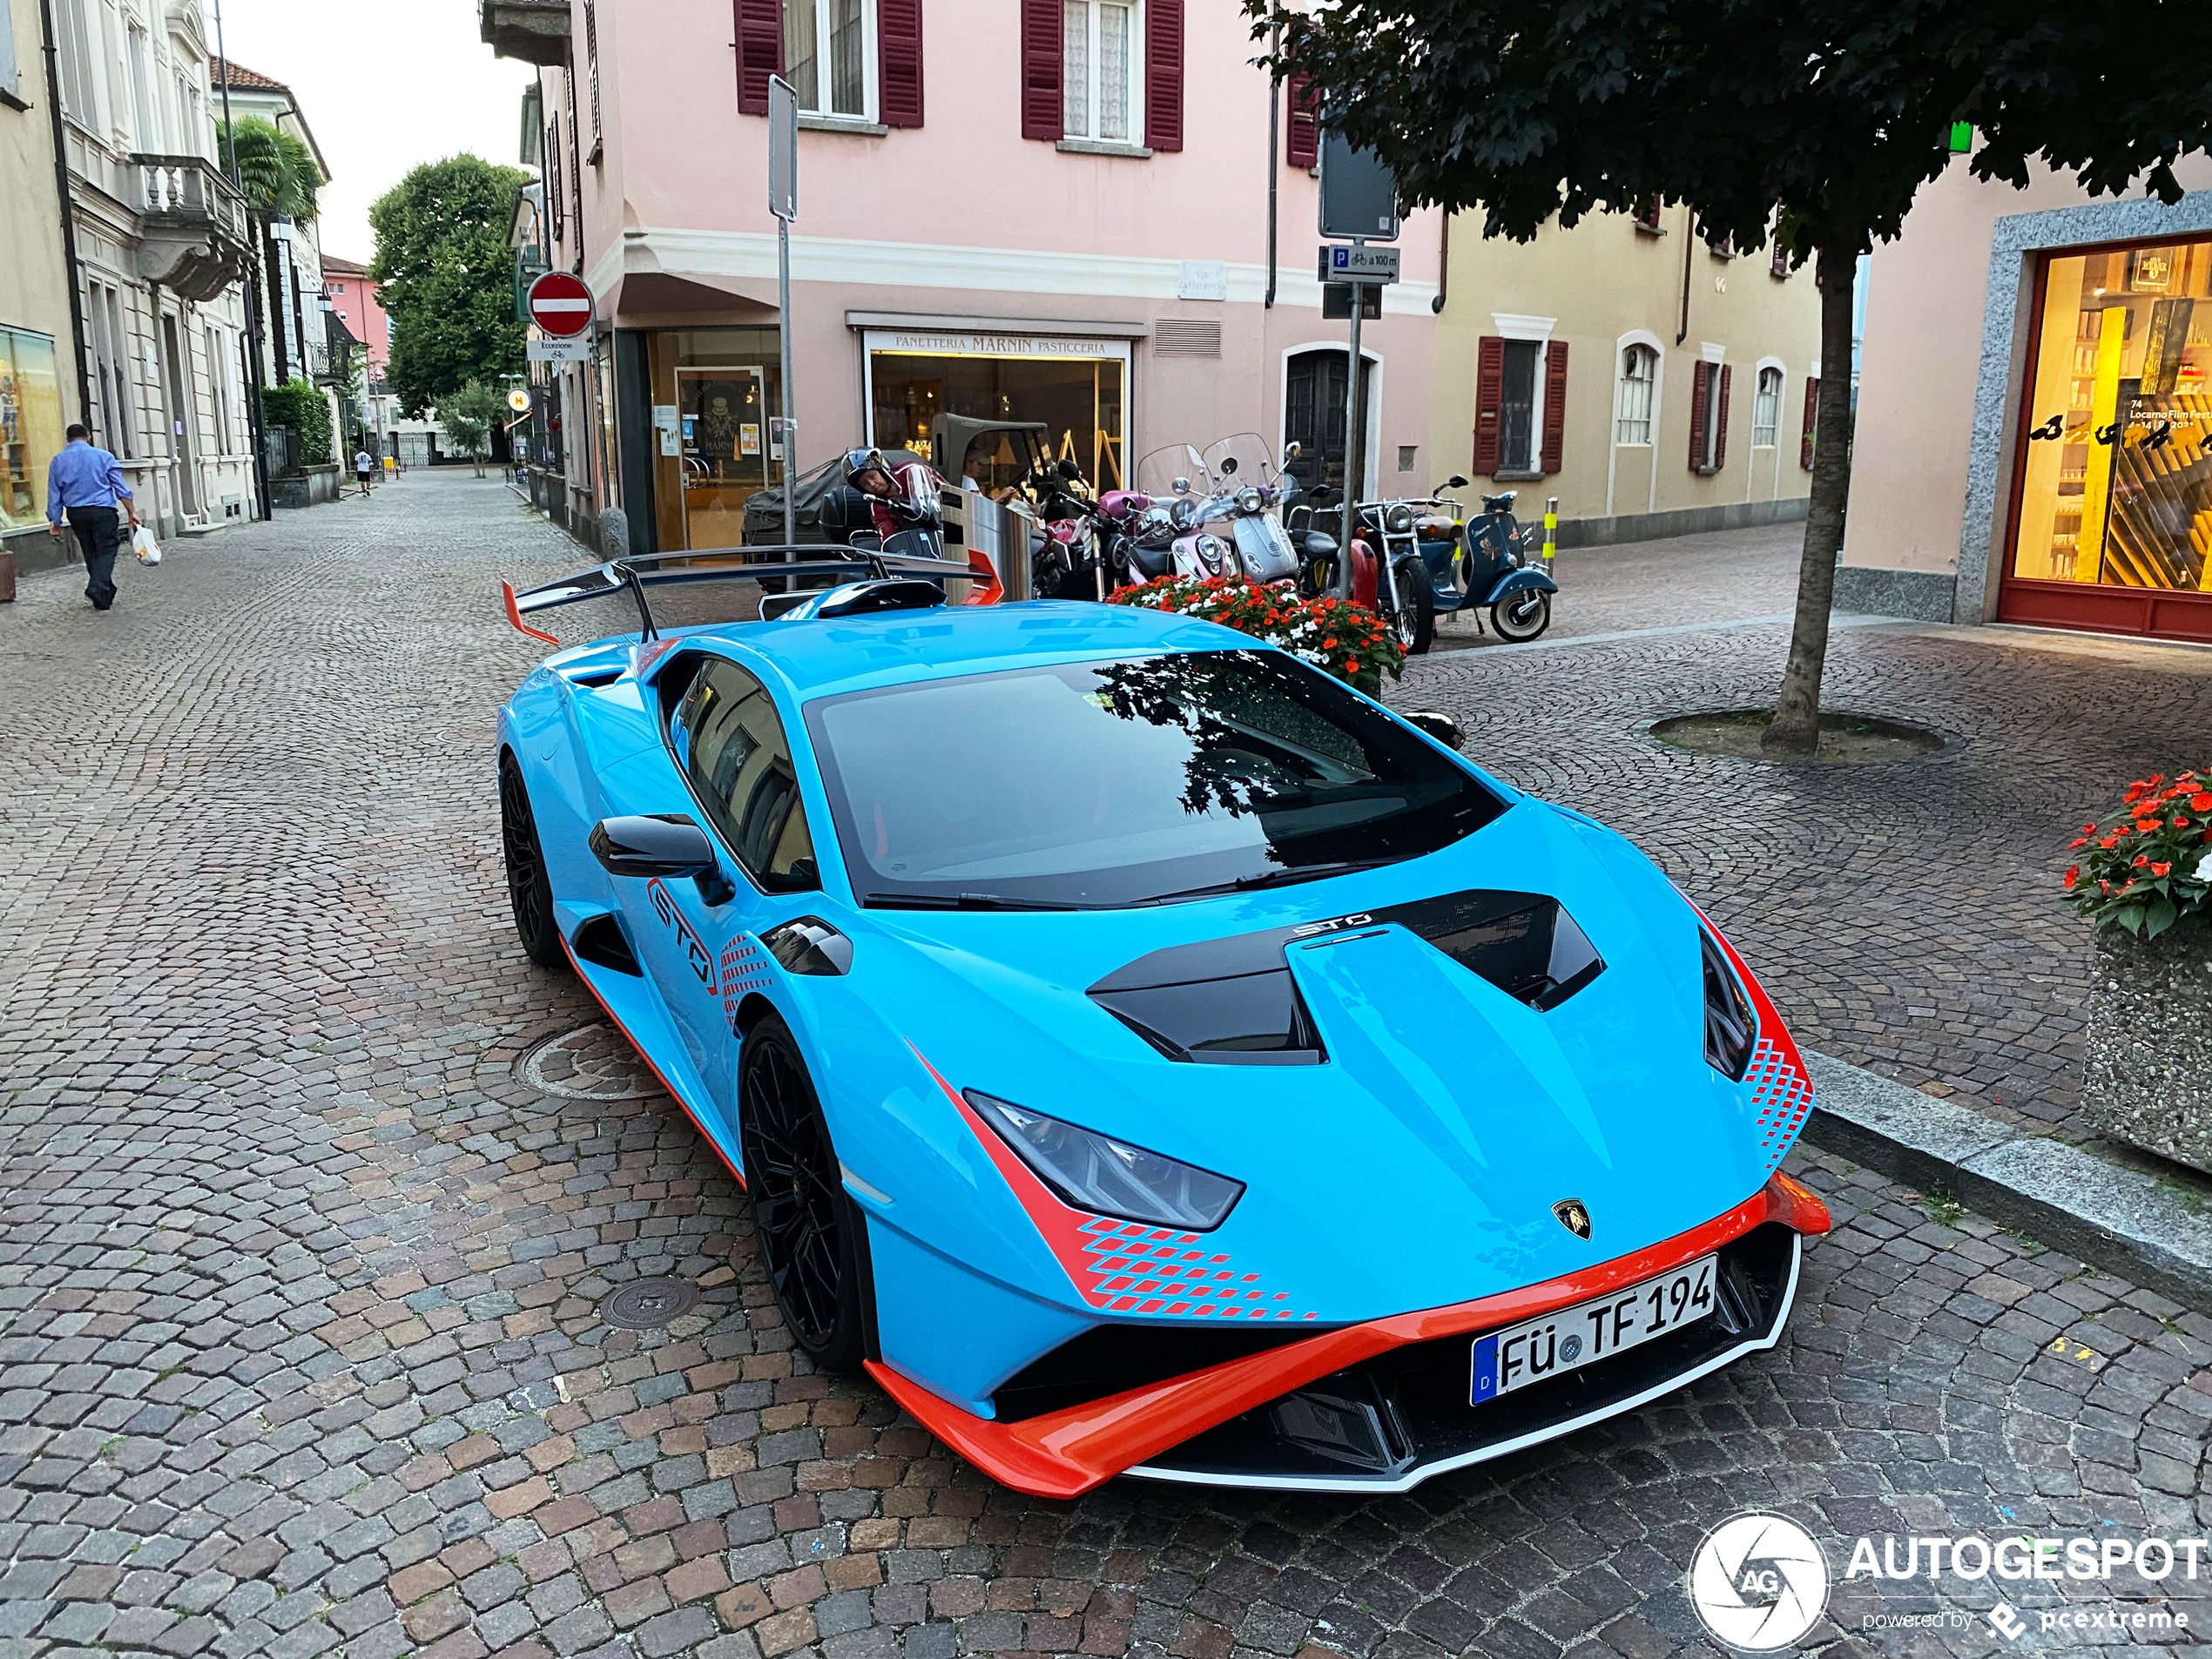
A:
[2081,924,2212,1171]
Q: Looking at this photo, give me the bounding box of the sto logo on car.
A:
[646,879,718,992]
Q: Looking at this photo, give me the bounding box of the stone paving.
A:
[2,473,2209,1659]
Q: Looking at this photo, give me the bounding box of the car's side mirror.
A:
[1403,711,1465,750]
[590,814,736,903]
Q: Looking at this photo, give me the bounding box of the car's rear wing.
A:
[499,543,983,644]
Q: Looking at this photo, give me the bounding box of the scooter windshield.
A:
[1136,444,1211,502]
[1203,433,1279,489]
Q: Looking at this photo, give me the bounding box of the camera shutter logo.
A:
[1688,1512,1830,1650]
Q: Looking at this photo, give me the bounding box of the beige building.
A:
[1838,153,2212,645]
[1430,201,1822,543]
[2,0,86,581]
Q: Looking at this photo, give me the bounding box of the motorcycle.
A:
[1019,457,1105,599]
[1199,433,1307,586]
[1133,445,1238,583]
[1131,440,1334,590]
[1359,479,1558,650]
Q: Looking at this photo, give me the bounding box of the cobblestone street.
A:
[4,473,2211,1659]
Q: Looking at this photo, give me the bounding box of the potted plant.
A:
[2063,769,2212,1170]
[1108,576,1406,693]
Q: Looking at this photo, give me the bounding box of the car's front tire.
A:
[500,753,567,971]
[738,1014,868,1369]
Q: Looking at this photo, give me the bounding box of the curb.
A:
[1801,1050,2212,1309]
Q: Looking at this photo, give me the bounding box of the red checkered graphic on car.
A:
[1746,1035,1815,1172]
[719,934,774,1024]
[1068,1215,1320,1321]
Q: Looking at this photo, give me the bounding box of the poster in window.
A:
[740,423,761,456]
[687,379,753,475]
[2128,246,2174,293]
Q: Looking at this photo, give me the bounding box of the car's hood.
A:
[843,800,1783,1323]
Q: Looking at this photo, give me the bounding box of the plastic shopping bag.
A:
[132,524,161,566]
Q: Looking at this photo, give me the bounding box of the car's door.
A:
[637,652,821,1113]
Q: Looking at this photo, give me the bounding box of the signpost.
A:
[506,388,531,414]
[525,272,592,336]
[1318,131,1399,591]
[769,76,799,554]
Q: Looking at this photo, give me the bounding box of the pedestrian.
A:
[354,446,376,495]
[45,422,138,611]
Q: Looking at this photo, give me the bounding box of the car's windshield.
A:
[803,651,1506,908]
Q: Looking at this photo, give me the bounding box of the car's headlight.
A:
[1385,502,1413,533]
[1701,929,1755,1080]
[965,1090,1244,1231]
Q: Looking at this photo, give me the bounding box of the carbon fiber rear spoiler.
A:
[499,543,981,644]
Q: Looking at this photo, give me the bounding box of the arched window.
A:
[1752,366,1784,448]
[1615,345,1657,445]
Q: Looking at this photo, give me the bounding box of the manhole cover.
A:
[516,1023,664,1101]
[601,1277,701,1330]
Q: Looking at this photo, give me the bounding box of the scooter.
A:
[1360,480,1557,650]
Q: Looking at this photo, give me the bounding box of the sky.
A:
[208,0,537,264]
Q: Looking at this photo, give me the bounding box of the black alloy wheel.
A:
[1490,590,1553,643]
[1393,562,1435,655]
[738,1015,867,1367]
[500,754,567,971]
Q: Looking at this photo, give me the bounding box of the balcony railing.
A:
[132,153,249,244]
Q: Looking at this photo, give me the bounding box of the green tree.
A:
[1265,0,2212,752]
[438,381,507,475]
[219,116,320,219]
[370,157,530,420]
[261,379,332,468]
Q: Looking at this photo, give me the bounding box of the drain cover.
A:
[601,1277,701,1330]
[517,1023,664,1102]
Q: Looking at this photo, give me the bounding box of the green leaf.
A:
[2146,895,2180,938]
[2112,904,2148,936]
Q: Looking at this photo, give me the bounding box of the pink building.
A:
[482,0,1440,556]
[320,254,389,374]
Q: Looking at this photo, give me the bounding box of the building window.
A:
[1632,194,1663,233]
[1062,0,1138,143]
[1689,360,1730,473]
[1615,345,1656,445]
[1496,339,1540,473]
[2008,237,2212,596]
[584,0,602,155]
[0,327,65,530]
[1751,367,1783,447]
[785,0,873,119]
[1770,241,1790,279]
[0,0,17,100]
[55,0,98,124]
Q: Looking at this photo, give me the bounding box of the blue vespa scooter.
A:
[1359,480,1557,651]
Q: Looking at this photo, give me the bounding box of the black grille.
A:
[570,913,641,975]
[993,1320,1334,1421]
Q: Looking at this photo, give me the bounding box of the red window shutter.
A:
[1714,363,1732,469]
[878,0,924,126]
[1801,376,1819,469]
[1285,74,1318,169]
[1472,336,1505,475]
[1541,340,1568,475]
[1020,0,1061,140]
[1145,0,1184,152]
[1688,360,1708,470]
[734,0,782,116]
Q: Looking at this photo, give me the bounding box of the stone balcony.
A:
[481,0,570,65]
[129,154,252,303]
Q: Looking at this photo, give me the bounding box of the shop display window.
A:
[866,341,1127,493]
[2011,239,2212,594]
[0,328,64,532]
[646,328,786,554]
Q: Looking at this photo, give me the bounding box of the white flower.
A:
[2197,848,2212,883]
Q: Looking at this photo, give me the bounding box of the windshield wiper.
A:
[1145,857,1401,904]
[862,892,1096,911]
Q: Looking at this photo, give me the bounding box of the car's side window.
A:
[673,658,819,894]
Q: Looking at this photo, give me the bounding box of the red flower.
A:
[2135,819,2161,833]
[2064,866,2080,888]
[2101,879,2113,894]
[2134,853,2150,867]
[2194,792,2212,812]
[2067,838,2088,850]
[2101,836,2121,849]
[2153,862,2173,877]
[2176,817,2194,829]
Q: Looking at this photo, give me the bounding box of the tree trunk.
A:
[1761,241,1859,756]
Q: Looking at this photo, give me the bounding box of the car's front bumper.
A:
[865,1172,1831,1497]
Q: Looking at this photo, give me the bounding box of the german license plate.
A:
[1470,1253,1717,1404]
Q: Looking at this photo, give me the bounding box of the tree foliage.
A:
[219,116,320,219]
[369,157,530,420]
[437,381,507,475]
[1261,0,2212,749]
[261,379,332,469]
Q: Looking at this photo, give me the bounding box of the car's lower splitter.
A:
[863,1174,1830,1498]
[1124,1222,1801,1494]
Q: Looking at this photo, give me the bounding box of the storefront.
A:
[644,327,790,553]
[860,328,1130,492]
[2000,232,2212,641]
[0,327,64,535]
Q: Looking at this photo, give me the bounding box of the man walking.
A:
[354,446,376,495]
[45,423,138,611]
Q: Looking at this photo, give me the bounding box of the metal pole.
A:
[1339,239,1365,596]
[1543,496,1558,563]
[1264,20,1279,311]
[779,217,795,556]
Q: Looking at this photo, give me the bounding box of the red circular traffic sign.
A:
[527,272,594,338]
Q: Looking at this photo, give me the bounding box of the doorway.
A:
[160,314,200,518]
[677,366,772,550]
[1284,348,1374,498]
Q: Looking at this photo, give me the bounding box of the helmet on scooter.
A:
[844,447,894,491]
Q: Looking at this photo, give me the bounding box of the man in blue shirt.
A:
[46,423,142,610]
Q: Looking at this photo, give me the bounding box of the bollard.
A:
[1542,497,1558,563]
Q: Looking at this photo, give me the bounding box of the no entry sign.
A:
[526,272,594,338]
